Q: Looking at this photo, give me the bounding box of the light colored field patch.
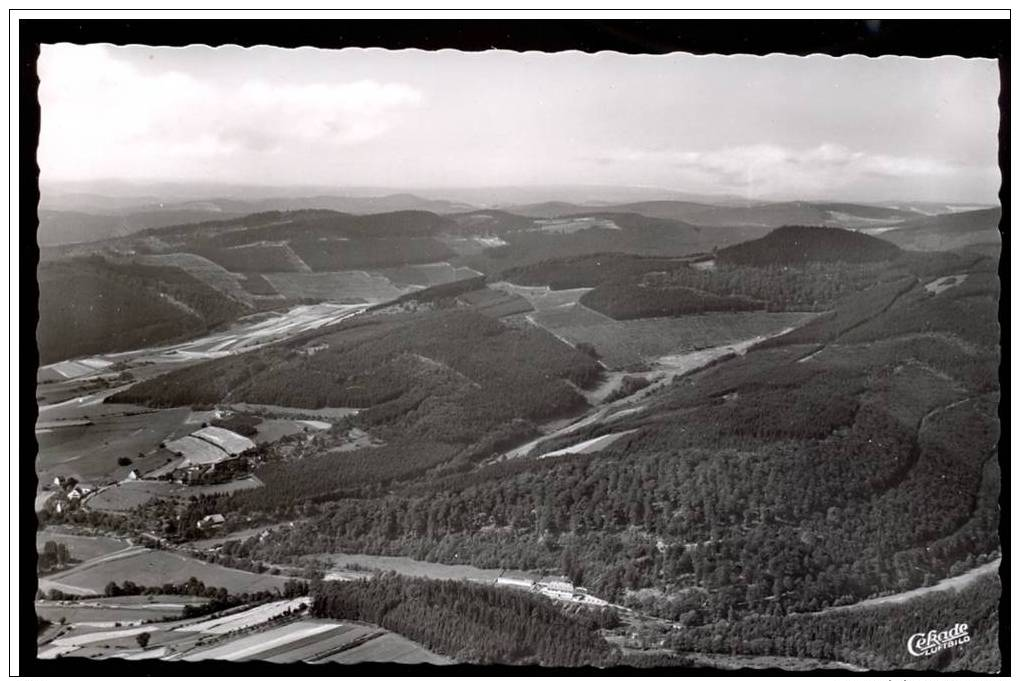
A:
[264,271,409,303]
[532,217,620,233]
[177,597,310,635]
[490,281,592,311]
[296,420,332,431]
[925,273,969,295]
[191,425,256,454]
[164,434,236,465]
[182,620,338,661]
[48,624,158,647]
[538,430,636,459]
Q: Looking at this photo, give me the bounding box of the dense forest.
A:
[311,573,618,666]
[147,209,454,245]
[716,225,902,265]
[37,256,248,363]
[155,250,1002,637]
[665,573,1000,673]
[113,308,603,496]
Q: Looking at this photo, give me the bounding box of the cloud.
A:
[38,45,423,179]
[593,143,968,199]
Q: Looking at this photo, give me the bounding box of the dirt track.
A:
[818,557,1000,614]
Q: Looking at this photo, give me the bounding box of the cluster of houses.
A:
[48,476,96,514]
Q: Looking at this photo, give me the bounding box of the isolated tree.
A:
[135,631,151,649]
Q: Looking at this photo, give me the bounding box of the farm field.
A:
[319,552,547,586]
[320,631,453,665]
[530,308,817,369]
[36,531,132,562]
[456,286,533,318]
[229,403,359,419]
[84,477,264,512]
[35,408,193,483]
[382,262,483,287]
[134,253,255,307]
[180,621,344,662]
[37,595,207,625]
[251,418,326,444]
[490,281,592,310]
[43,548,293,594]
[176,597,309,635]
[264,271,409,303]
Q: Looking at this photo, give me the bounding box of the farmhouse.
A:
[197,513,225,530]
[67,484,94,500]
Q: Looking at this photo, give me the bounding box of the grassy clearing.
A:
[46,549,293,594]
[319,552,539,584]
[85,478,263,512]
[263,271,408,303]
[36,408,192,483]
[36,531,131,562]
[530,309,817,369]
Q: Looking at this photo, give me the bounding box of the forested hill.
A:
[717,225,901,265]
[143,208,455,242]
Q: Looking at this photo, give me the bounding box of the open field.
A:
[43,548,293,594]
[134,253,255,307]
[456,286,534,318]
[38,606,451,665]
[35,408,193,483]
[538,430,637,459]
[490,281,592,311]
[529,308,817,369]
[262,622,384,663]
[319,552,560,588]
[177,597,309,635]
[251,418,327,444]
[84,477,263,512]
[36,531,132,562]
[321,631,453,665]
[264,271,409,303]
[179,620,342,662]
[230,402,359,419]
[37,595,208,625]
[383,262,482,287]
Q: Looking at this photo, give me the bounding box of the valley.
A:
[34,199,1001,671]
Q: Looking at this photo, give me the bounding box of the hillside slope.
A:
[717,225,901,265]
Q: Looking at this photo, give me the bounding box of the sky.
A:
[37,44,1001,203]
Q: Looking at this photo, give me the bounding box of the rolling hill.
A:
[504,200,922,228]
[716,225,902,265]
[876,207,1001,252]
[37,257,250,364]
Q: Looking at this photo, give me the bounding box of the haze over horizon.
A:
[38,45,1001,204]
